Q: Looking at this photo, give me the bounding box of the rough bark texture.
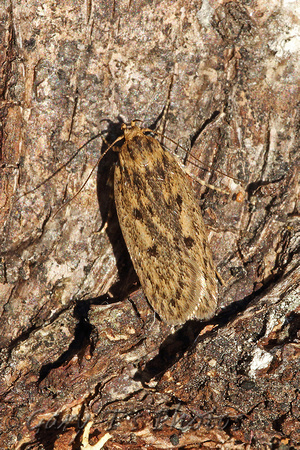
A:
[0,0,299,449]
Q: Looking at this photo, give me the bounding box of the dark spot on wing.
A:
[147,204,154,215]
[170,298,176,307]
[132,172,143,189]
[184,236,195,249]
[175,289,181,300]
[154,163,165,180]
[178,280,184,289]
[176,194,183,208]
[145,165,152,178]
[134,208,143,220]
[148,244,158,257]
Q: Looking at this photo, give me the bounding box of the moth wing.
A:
[114,131,217,325]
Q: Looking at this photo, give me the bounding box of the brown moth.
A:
[113,121,218,325]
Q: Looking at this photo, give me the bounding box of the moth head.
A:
[121,121,145,142]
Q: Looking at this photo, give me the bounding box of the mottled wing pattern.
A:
[114,125,218,325]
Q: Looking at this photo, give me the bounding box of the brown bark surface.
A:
[0,1,299,449]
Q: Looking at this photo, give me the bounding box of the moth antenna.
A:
[156,74,174,144]
[186,153,243,186]
[14,133,104,202]
[191,175,230,196]
[52,135,124,218]
[148,127,244,188]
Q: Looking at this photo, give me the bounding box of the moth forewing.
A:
[113,123,218,325]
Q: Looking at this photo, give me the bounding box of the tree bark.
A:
[0,1,299,448]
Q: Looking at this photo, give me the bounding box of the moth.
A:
[113,121,218,325]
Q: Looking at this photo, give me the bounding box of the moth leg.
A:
[216,269,226,286]
[192,176,230,196]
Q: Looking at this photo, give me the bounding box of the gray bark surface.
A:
[0,1,299,448]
